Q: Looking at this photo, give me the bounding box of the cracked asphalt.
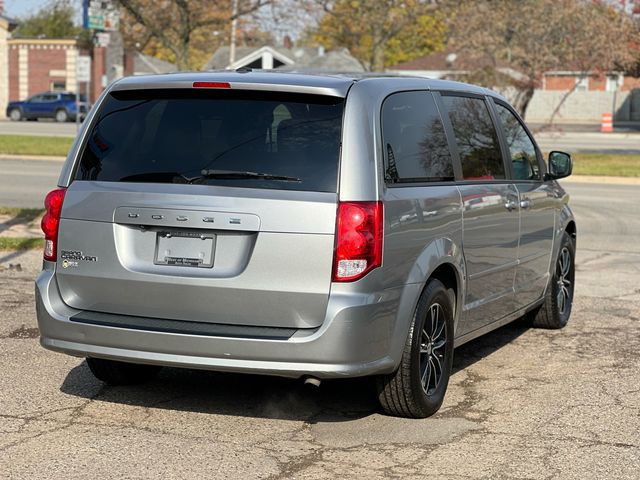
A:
[1,181,639,479]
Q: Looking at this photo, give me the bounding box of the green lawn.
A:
[0,237,43,250]
[572,153,640,177]
[0,134,73,157]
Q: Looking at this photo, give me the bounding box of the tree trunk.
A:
[511,86,535,118]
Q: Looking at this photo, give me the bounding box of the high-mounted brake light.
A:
[192,81,231,89]
[332,201,383,282]
[41,187,67,261]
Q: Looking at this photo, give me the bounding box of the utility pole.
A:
[229,0,238,67]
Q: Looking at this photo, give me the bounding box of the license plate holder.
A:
[154,231,215,268]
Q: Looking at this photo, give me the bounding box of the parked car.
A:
[35,72,576,418]
[6,91,87,122]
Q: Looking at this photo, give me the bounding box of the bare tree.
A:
[118,0,273,70]
[446,0,640,117]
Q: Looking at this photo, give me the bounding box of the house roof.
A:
[389,50,510,73]
[203,45,364,72]
[388,50,527,83]
[133,52,176,75]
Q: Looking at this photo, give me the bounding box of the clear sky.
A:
[5,0,82,20]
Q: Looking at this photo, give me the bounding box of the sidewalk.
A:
[0,154,65,162]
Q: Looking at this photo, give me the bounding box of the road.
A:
[0,181,638,478]
[0,119,638,152]
[0,119,78,137]
[0,159,61,208]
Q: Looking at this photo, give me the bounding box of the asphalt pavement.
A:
[0,159,61,208]
[0,119,78,137]
[0,180,638,478]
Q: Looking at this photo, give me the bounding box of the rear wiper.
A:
[192,169,302,183]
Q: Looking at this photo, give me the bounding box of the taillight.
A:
[332,201,383,282]
[41,187,66,261]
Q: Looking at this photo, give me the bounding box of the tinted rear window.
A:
[74,89,344,192]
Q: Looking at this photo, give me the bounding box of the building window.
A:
[575,76,588,92]
[605,75,620,92]
[51,80,66,91]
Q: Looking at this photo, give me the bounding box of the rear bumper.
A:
[36,268,419,379]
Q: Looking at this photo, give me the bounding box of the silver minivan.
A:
[36,72,576,418]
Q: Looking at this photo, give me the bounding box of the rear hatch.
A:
[55,87,345,329]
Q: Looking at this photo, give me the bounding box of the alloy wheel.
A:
[556,247,572,315]
[419,303,447,395]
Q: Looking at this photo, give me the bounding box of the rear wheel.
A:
[9,108,21,121]
[530,232,575,329]
[86,357,162,385]
[55,109,68,122]
[377,279,454,418]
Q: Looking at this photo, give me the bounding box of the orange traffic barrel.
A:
[601,112,613,133]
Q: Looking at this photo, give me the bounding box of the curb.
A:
[0,153,66,162]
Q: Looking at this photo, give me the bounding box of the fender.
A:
[386,236,466,367]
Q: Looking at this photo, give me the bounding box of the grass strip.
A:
[0,237,44,250]
[0,134,72,157]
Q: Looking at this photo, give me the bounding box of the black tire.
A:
[8,108,21,121]
[55,109,69,122]
[530,232,575,329]
[376,279,454,418]
[86,357,162,385]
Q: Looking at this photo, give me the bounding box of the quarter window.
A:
[441,95,505,181]
[381,91,454,183]
[494,102,540,180]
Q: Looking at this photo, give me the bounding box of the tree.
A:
[118,0,273,70]
[13,0,82,38]
[446,0,640,117]
[309,0,446,71]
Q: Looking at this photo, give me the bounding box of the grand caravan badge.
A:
[60,250,98,268]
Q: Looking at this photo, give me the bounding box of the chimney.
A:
[283,35,293,49]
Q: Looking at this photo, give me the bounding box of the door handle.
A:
[504,200,518,211]
[520,199,533,210]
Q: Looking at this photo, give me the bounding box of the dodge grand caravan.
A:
[35,72,576,418]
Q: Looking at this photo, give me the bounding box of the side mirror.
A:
[545,151,572,180]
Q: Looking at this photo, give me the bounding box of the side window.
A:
[494,102,540,180]
[440,95,505,181]
[42,94,58,102]
[381,91,454,183]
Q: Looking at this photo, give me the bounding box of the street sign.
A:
[83,0,120,31]
[76,56,92,82]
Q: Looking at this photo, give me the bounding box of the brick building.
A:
[0,21,176,118]
[7,38,84,102]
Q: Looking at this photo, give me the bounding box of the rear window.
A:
[74,89,344,192]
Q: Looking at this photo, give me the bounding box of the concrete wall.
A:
[525,90,640,124]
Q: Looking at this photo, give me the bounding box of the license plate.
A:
[154,231,215,268]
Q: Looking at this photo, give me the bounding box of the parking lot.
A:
[1,181,639,479]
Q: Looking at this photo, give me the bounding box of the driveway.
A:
[0,181,638,479]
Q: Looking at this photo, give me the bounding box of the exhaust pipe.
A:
[303,376,321,387]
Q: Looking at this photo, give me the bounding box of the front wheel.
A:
[377,279,454,418]
[530,232,575,329]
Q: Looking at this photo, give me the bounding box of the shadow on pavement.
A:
[59,318,532,421]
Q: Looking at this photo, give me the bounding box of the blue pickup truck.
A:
[6,91,88,122]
